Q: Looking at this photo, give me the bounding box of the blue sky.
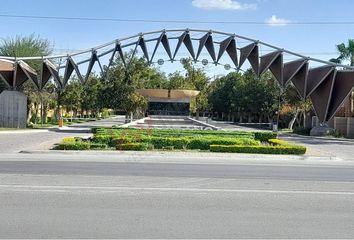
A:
[0,0,353,76]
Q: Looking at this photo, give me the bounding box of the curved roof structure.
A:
[1,28,354,123]
[136,89,200,99]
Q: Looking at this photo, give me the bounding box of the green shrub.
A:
[101,108,110,119]
[325,129,343,138]
[210,144,306,155]
[92,134,114,146]
[92,128,261,151]
[116,143,151,151]
[187,137,259,150]
[149,137,189,149]
[54,142,90,150]
[92,127,254,139]
[89,143,108,150]
[268,139,289,146]
[254,132,277,142]
[293,127,311,136]
[62,137,77,143]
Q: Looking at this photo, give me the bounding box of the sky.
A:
[0,0,353,76]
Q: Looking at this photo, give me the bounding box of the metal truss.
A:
[1,28,354,123]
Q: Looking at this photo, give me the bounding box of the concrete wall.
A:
[347,118,354,138]
[334,117,348,136]
[0,90,27,128]
[327,117,334,128]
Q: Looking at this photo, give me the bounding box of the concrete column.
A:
[0,90,27,128]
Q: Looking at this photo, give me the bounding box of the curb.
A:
[280,132,354,143]
[18,149,345,162]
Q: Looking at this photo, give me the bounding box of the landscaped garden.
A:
[53,128,306,155]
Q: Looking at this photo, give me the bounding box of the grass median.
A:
[53,127,306,155]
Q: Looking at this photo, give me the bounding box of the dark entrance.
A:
[148,102,190,115]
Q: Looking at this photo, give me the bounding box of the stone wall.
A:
[0,90,27,128]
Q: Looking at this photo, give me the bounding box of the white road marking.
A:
[0,184,354,195]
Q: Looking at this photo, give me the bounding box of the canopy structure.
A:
[136,89,200,116]
[1,28,353,123]
[136,89,200,99]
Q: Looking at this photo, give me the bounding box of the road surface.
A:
[0,152,354,239]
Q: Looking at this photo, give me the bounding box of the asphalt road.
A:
[1,117,354,238]
[1,153,354,239]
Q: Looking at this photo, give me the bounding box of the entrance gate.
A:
[1,29,354,124]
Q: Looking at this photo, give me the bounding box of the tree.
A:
[208,72,240,119]
[0,34,53,124]
[333,39,354,66]
[81,75,103,117]
[282,84,312,129]
[61,79,84,117]
[99,52,163,119]
[330,39,354,118]
[182,58,209,115]
[0,34,52,60]
[208,69,279,123]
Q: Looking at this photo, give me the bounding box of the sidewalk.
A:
[0,129,50,134]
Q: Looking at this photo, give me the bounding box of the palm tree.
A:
[331,39,354,117]
[333,39,354,66]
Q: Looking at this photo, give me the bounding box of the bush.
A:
[268,139,289,146]
[149,137,189,149]
[293,127,311,136]
[187,137,259,150]
[92,128,262,150]
[325,129,343,138]
[210,144,306,155]
[89,143,108,150]
[54,139,107,150]
[116,143,151,151]
[54,142,90,150]
[254,132,277,142]
[91,127,254,139]
[92,134,119,147]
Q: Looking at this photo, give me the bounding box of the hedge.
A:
[93,128,276,141]
[210,144,306,155]
[254,132,278,142]
[268,139,289,146]
[92,127,254,138]
[116,143,152,151]
[54,142,91,150]
[54,142,107,150]
[89,143,108,150]
[148,137,189,149]
[111,136,259,150]
[186,137,259,150]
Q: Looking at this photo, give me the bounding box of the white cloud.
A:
[266,15,291,27]
[192,0,257,11]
